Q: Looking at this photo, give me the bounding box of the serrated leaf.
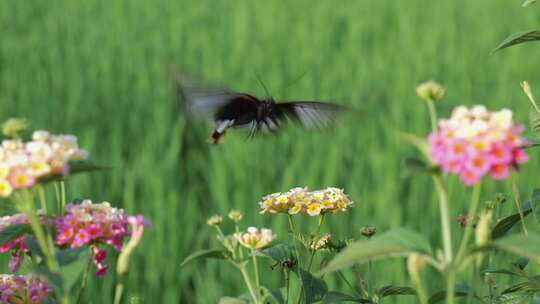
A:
[530,110,540,139]
[58,248,91,292]
[530,189,540,223]
[376,285,416,298]
[260,244,295,262]
[512,257,530,271]
[319,228,431,275]
[493,30,540,53]
[321,291,372,303]
[0,224,31,245]
[473,233,540,265]
[180,249,227,267]
[493,293,533,304]
[502,280,540,294]
[297,269,327,303]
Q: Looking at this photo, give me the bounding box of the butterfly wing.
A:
[276,102,345,130]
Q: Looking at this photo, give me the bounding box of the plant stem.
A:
[512,179,528,235]
[427,99,438,133]
[411,274,428,304]
[433,175,452,263]
[285,270,290,304]
[59,180,66,209]
[455,183,482,264]
[466,263,478,304]
[239,264,259,304]
[251,249,260,291]
[338,271,363,297]
[113,279,125,304]
[37,186,47,214]
[287,215,295,233]
[447,271,456,304]
[76,257,92,304]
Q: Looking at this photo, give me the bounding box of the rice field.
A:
[1,0,540,302]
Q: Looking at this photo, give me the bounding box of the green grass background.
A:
[1,0,540,303]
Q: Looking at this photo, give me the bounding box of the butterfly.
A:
[176,74,346,144]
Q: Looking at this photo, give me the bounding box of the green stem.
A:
[285,270,291,304]
[447,271,455,304]
[37,186,47,214]
[113,279,125,304]
[251,249,260,291]
[239,265,259,304]
[59,180,66,209]
[367,261,373,293]
[433,175,452,263]
[287,215,295,233]
[455,183,482,265]
[338,271,363,297]
[76,257,93,304]
[412,275,428,304]
[512,179,528,235]
[427,99,438,133]
[466,263,477,304]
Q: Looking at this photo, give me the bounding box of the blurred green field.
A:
[2,0,540,303]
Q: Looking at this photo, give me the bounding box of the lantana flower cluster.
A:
[429,105,529,185]
[0,213,54,272]
[0,131,88,197]
[259,187,354,216]
[234,227,276,249]
[0,274,52,303]
[55,200,149,277]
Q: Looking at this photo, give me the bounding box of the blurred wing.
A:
[175,74,257,117]
[277,102,345,130]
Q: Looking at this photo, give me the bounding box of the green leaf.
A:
[0,224,31,245]
[24,234,44,262]
[473,233,540,265]
[530,189,540,223]
[321,291,372,303]
[483,268,524,277]
[320,228,431,275]
[260,244,295,262]
[297,269,327,303]
[493,30,540,53]
[428,285,480,304]
[502,280,540,294]
[530,110,540,140]
[56,247,88,266]
[39,161,109,183]
[180,249,227,267]
[397,132,430,159]
[402,158,439,176]
[512,257,530,271]
[492,203,532,239]
[218,297,250,304]
[260,287,284,304]
[493,293,533,304]
[376,285,416,298]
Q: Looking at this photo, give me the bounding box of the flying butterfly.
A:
[176,74,346,144]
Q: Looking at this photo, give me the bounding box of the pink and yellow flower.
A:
[429,106,528,185]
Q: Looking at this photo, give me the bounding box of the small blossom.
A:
[416,81,445,102]
[206,215,223,226]
[0,180,13,197]
[228,210,243,223]
[457,214,469,227]
[234,227,276,249]
[429,106,528,185]
[0,274,52,303]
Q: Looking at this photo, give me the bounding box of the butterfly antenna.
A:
[284,70,309,91]
[255,72,272,98]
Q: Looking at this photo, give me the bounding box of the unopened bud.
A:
[360,225,376,238]
[475,211,492,247]
[407,253,426,281]
[311,233,331,251]
[207,215,223,226]
[416,81,445,102]
[228,210,243,223]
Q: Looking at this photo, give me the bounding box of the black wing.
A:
[175,73,259,122]
[276,102,345,130]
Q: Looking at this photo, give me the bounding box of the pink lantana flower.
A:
[428,106,528,185]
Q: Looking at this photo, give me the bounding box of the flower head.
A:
[259,187,354,216]
[234,227,276,249]
[55,199,149,277]
[429,106,528,185]
[206,215,223,226]
[0,130,88,196]
[0,274,52,303]
[311,233,331,251]
[228,210,243,223]
[416,81,445,102]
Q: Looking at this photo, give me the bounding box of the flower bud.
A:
[2,118,30,138]
[310,233,331,251]
[457,214,469,228]
[416,81,445,102]
[228,210,243,223]
[475,211,492,247]
[206,215,223,226]
[407,253,426,278]
[360,225,376,238]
